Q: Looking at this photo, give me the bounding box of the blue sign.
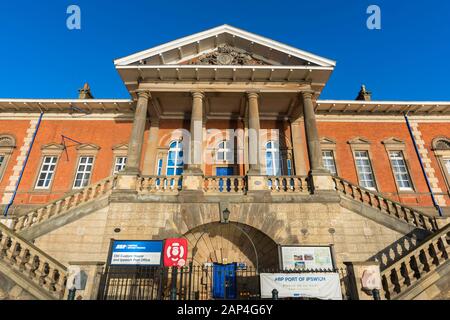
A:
[110,240,163,266]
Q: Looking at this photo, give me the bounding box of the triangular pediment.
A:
[382,137,405,145]
[320,137,336,145]
[41,143,64,151]
[112,143,129,151]
[76,143,101,151]
[114,25,335,67]
[348,137,371,145]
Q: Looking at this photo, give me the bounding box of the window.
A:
[113,157,127,174]
[445,158,450,175]
[156,158,163,175]
[216,140,233,162]
[0,155,4,170]
[35,156,58,189]
[287,159,292,176]
[322,150,337,175]
[0,134,15,182]
[389,151,413,190]
[73,156,94,189]
[266,141,281,176]
[354,151,376,189]
[166,141,184,176]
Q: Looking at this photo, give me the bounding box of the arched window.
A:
[432,137,450,191]
[216,140,232,162]
[166,140,184,176]
[0,135,16,182]
[265,141,281,176]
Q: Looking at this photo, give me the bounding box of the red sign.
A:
[163,238,188,267]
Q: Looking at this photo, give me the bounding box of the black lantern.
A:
[221,208,230,224]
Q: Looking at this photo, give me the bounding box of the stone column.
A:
[247,92,261,175]
[243,119,250,174]
[290,120,307,176]
[302,91,324,172]
[124,91,151,174]
[182,91,204,192]
[301,91,334,191]
[142,117,160,175]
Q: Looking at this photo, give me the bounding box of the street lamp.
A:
[221,208,230,224]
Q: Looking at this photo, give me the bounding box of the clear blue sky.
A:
[0,1,449,101]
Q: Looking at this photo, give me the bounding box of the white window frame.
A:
[166,141,184,176]
[265,141,281,176]
[35,156,58,189]
[389,151,413,191]
[73,156,94,189]
[113,156,127,174]
[354,150,377,190]
[216,140,233,162]
[322,150,337,176]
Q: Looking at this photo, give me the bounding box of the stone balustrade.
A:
[332,176,438,232]
[138,175,183,194]
[266,176,309,193]
[203,176,246,193]
[380,224,449,300]
[0,222,67,299]
[12,176,117,233]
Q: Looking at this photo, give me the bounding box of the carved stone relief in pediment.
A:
[186,44,269,66]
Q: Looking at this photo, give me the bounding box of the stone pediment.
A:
[382,137,405,145]
[41,143,64,151]
[184,44,269,66]
[348,137,371,145]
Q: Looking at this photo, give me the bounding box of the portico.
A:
[116,25,336,193]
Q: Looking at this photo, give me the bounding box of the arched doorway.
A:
[184,222,279,269]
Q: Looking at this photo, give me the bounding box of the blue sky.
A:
[0,1,449,101]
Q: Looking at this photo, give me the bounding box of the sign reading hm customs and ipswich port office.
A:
[110,240,163,266]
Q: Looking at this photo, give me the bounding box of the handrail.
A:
[0,222,67,299]
[12,175,117,233]
[381,224,449,300]
[332,176,439,232]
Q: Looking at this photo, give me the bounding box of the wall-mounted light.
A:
[221,208,230,224]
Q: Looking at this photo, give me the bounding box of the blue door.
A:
[216,167,234,192]
[212,263,237,299]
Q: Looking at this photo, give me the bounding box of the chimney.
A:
[78,83,94,99]
[356,85,372,101]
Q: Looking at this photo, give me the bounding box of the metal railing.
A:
[97,265,349,301]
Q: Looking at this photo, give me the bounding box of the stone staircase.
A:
[381,224,449,300]
[11,175,116,240]
[332,176,449,300]
[0,221,67,300]
[332,176,439,233]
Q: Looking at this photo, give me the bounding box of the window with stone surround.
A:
[216,140,233,162]
[354,151,376,190]
[0,135,16,183]
[389,151,413,190]
[73,156,94,189]
[322,150,337,176]
[432,137,450,192]
[35,156,58,189]
[113,157,127,174]
[348,137,379,190]
[72,143,100,189]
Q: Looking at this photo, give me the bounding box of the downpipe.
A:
[404,113,444,217]
[3,112,44,217]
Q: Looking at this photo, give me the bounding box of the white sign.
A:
[260,273,342,300]
[280,246,333,270]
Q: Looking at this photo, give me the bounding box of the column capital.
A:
[191,91,205,100]
[149,117,160,127]
[136,90,152,100]
[300,90,315,100]
[246,91,260,100]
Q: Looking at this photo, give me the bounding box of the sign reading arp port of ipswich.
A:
[110,240,163,266]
